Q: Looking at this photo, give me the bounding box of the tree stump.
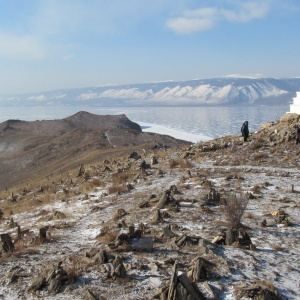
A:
[27,277,46,293]
[187,257,207,282]
[152,209,164,224]
[17,225,22,240]
[38,227,48,242]
[166,261,206,300]
[167,262,178,300]
[111,255,126,279]
[206,188,220,205]
[128,225,135,238]
[225,228,239,245]
[0,233,15,253]
[77,164,85,177]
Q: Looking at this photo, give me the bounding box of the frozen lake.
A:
[0,105,289,143]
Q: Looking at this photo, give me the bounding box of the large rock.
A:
[132,236,154,252]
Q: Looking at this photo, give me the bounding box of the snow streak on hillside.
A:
[1,77,300,106]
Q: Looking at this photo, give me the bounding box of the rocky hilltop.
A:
[0,113,299,299]
[0,111,189,190]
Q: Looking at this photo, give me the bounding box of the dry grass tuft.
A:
[97,224,118,243]
[222,193,249,229]
[169,159,193,169]
[108,185,127,195]
[253,152,269,160]
[63,255,83,283]
[244,211,254,219]
[270,243,285,251]
[112,171,131,185]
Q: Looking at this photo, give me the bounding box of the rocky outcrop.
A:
[0,112,189,190]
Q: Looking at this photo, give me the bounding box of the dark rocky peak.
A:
[64,111,141,131]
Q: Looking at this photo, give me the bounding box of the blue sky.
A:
[0,0,300,94]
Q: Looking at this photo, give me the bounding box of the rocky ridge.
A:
[0,111,189,190]
[0,113,299,299]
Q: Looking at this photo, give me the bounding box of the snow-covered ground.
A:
[0,152,299,299]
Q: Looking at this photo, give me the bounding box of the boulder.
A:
[132,236,153,252]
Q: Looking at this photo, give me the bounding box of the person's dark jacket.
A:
[241,121,249,137]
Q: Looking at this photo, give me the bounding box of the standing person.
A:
[295,124,300,145]
[241,121,249,142]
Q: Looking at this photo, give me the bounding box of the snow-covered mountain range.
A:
[1,77,300,106]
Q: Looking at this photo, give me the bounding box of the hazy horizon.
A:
[1,1,300,95]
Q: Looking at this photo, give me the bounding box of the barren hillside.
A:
[0,111,189,190]
[0,112,299,300]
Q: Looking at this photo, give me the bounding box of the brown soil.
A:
[0,112,299,299]
[0,111,189,190]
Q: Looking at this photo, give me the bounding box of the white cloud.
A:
[167,17,215,34]
[221,2,269,23]
[167,1,270,34]
[0,33,44,59]
[167,8,217,34]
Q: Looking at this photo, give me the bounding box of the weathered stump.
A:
[9,217,18,228]
[187,257,207,282]
[77,164,85,177]
[38,227,48,242]
[225,228,239,245]
[128,225,135,238]
[152,209,164,224]
[151,156,158,165]
[0,233,15,253]
[166,262,206,300]
[17,225,22,240]
[27,277,46,293]
[111,255,126,279]
[206,188,220,205]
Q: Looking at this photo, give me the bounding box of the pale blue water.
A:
[0,105,289,142]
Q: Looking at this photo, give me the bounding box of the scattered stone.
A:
[85,288,98,300]
[149,277,162,288]
[132,236,154,252]
[271,209,291,226]
[162,226,177,238]
[129,151,141,159]
[148,262,159,272]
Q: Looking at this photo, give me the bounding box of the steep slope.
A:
[0,112,189,190]
[0,113,299,299]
